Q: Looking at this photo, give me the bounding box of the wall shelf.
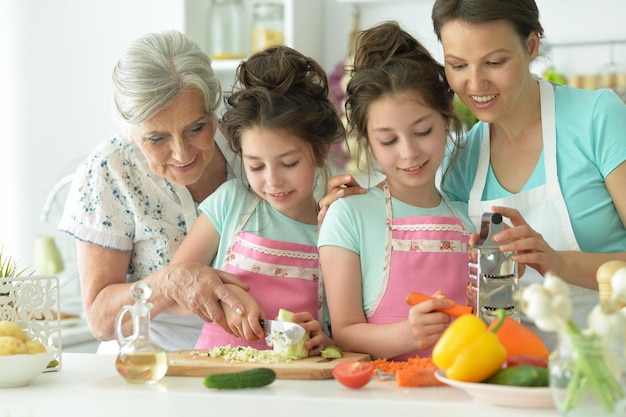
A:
[543,38,626,51]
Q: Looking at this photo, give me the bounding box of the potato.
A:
[0,320,29,342]
[0,336,28,355]
[25,339,47,354]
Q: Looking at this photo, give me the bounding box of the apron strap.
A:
[220,197,261,269]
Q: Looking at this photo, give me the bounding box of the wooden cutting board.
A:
[166,350,371,380]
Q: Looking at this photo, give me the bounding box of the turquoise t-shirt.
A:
[318,187,473,315]
[198,179,319,270]
[441,84,626,252]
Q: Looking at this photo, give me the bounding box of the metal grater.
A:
[468,212,520,324]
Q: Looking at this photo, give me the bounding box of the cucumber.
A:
[483,365,549,387]
[321,346,344,359]
[203,368,276,389]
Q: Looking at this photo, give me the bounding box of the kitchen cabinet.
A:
[185,0,322,89]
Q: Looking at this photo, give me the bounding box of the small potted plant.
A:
[0,245,31,278]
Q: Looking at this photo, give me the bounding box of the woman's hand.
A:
[490,206,560,277]
[290,311,333,356]
[407,298,452,351]
[317,174,366,223]
[163,262,250,331]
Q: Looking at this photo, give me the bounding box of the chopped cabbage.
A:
[273,308,309,360]
[206,345,293,363]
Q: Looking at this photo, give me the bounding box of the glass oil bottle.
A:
[468,212,519,324]
[115,281,168,384]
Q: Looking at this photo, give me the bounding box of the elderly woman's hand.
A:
[163,262,249,332]
[490,206,559,278]
[317,174,366,224]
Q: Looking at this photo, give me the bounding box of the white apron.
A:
[468,78,596,350]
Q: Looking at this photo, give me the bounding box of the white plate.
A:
[434,369,554,408]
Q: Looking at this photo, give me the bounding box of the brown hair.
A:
[432,0,544,42]
[345,21,463,183]
[222,46,344,170]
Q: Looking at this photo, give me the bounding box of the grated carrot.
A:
[373,356,444,387]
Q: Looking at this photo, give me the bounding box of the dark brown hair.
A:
[432,0,544,42]
[222,46,344,169]
[345,21,463,183]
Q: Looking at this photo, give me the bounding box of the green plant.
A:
[0,246,31,278]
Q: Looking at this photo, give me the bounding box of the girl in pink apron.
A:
[318,22,473,360]
[168,46,344,355]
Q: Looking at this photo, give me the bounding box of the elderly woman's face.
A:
[128,89,217,186]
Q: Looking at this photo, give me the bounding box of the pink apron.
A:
[195,198,323,350]
[368,182,470,360]
[468,78,593,349]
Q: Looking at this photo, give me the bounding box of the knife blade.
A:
[259,319,306,346]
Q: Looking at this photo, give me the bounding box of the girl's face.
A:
[129,89,217,187]
[241,127,319,224]
[440,19,539,124]
[366,93,448,206]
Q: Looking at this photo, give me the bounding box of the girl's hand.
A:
[223,285,264,340]
[491,206,559,277]
[407,298,452,351]
[317,175,366,224]
[290,311,333,356]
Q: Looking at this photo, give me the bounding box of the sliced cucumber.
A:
[321,346,343,359]
[203,368,277,389]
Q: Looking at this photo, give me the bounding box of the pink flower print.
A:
[312,273,319,282]
[274,267,284,277]
[440,240,452,251]
[410,240,421,252]
[252,265,261,274]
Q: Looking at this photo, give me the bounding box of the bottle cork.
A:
[596,260,626,309]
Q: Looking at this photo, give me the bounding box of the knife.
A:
[259,318,306,346]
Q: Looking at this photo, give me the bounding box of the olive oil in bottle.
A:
[115,282,168,384]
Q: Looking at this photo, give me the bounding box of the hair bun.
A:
[236,46,328,98]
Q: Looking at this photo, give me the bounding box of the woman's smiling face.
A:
[440,19,539,124]
[128,88,218,186]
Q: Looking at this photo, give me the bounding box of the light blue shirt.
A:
[442,85,626,253]
[318,187,473,314]
[198,179,319,270]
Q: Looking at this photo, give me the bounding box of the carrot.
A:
[396,368,445,387]
[487,316,549,360]
[373,357,444,387]
[405,291,473,317]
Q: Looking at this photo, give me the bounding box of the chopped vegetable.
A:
[405,291,473,317]
[487,316,549,359]
[432,308,507,382]
[274,308,309,360]
[206,345,293,363]
[332,360,375,389]
[320,346,343,359]
[373,357,443,387]
[396,368,444,387]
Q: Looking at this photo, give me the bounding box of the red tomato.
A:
[504,354,549,369]
[332,360,375,389]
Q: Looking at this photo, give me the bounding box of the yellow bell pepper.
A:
[432,309,507,382]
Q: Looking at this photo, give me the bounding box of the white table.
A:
[2,353,561,417]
